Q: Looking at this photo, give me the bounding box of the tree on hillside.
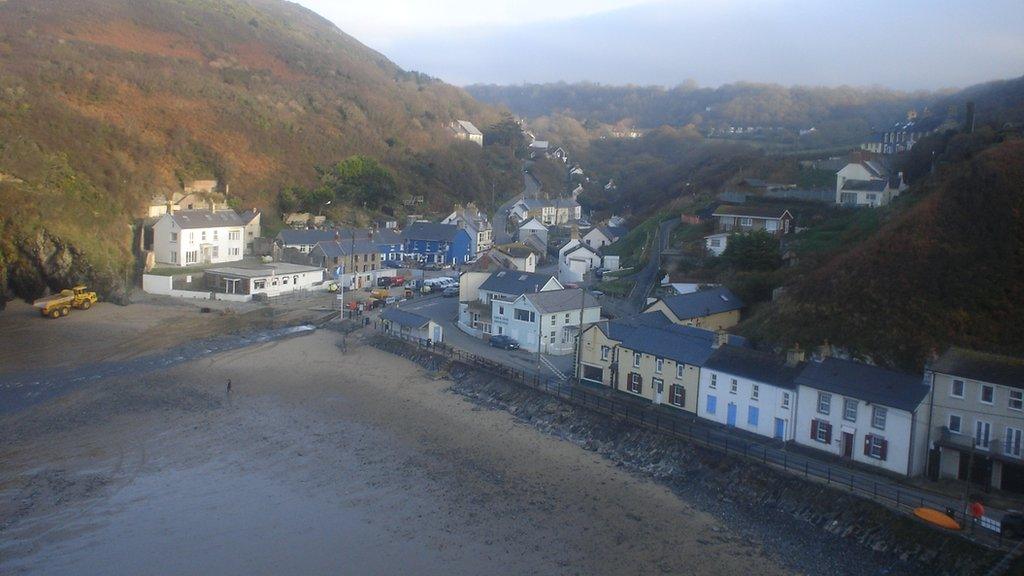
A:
[319,156,398,210]
[722,231,780,271]
[484,116,524,152]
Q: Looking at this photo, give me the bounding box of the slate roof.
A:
[841,179,888,192]
[277,229,339,246]
[712,205,792,219]
[519,218,548,230]
[313,239,379,257]
[239,210,260,224]
[403,221,461,242]
[453,120,482,136]
[795,357,929,412]
[648,287,744,320]
[479,270,558,296]
[705,345,802,389]
[602,320,747,368]
[205,262,322,278]
[554,198,580,209]
[382,307,431,329]
[522,288,598,314]
[169,210,244,229]
[931,347,1024,390]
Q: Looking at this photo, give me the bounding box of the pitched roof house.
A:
[450,120,484,146]
[711,205,793,235]
[643,286,745,330]
[835,159,907,207]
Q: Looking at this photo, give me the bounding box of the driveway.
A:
[493,162,541,244]
[627,218,678,312]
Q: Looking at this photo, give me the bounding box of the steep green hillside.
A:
[740,131,1024,369]
[0,0,515,306]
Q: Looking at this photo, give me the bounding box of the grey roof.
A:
[523,288,598,314]
[554,198,580,209]
[841,179,888,192]
[204,262,322,278]
[602,321,747,368]
[381,307,431,329]
[479,270,558,296]
[648,287,745,320]
[169,210,243,229]
[277,229,339,246]
[704,345,802,389]
[712,205,792,219]
[519,217,547,229]
[239,210,260,224]
[371,228,403,246]
[403,221,461,242]
[795,357,929,412]
[519,199,552,210]
[313,239,379,257]
[931,347,1024,390]
[453,120,482,136]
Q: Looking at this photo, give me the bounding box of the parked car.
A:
[384,261,403,269]
[442,286,459,297]
[489,335,520,350]
[377,277,393,287]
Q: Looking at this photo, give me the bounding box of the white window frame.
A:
[655,358,663,374]
[1006,427,1023,458]
[633,352,641,368]
[948,413,962,434]
[781,392,790,409]
[1009,389,1023,412]
[729,378,738,394]
[817,392,831,415]
[866,435,885,460]
[708,373,717,389]
[751,384,759,401]
[676,363,685,379]
[843,398,858,422]
[980,385,994,405]
[871,406,887,430]
[600,346,610,361]
[950,379,964,399]
[975,420,992,450]
[739,217,752,227]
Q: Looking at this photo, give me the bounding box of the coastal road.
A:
[626,217,678,312]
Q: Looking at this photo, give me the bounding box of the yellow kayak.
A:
[914,507,961,530]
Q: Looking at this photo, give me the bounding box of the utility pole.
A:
[575,285,586,382]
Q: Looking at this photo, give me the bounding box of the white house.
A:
[553,198,582,225]
[203,262,325,298]
[559,240,602,284]
[491,288,600,354]
[583,225,627,250]
[450,120,484,146]
[382,307,445,343]
[239,209,262,255]
[153,210,246,267]
[704,233,730,257]
[793,356,932,476]
[835,160,907,207]
[698,345,804,441]
[518,217,549,247]
[460,271,562,337]
[490,244,537,272]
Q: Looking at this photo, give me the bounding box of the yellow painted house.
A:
[643,286,744,330]
[578,311,744,414]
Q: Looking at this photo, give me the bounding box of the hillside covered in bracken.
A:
[0,0,516,305]
[739,130,1024,370]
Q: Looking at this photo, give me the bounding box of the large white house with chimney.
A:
[152,210,246,267]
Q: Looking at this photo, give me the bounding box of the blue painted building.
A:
[402,222,473,265]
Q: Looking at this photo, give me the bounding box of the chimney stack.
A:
[786,343,805,367]
[815,340,832,362]
[713,328,729,349]
[570,225,580,241]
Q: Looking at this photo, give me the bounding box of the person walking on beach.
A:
[226,379,232,393]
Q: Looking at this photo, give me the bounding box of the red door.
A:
[842,432,854,458]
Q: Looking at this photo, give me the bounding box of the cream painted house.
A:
[643,286,744,330]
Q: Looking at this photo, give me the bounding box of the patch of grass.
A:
[595,277,634,298]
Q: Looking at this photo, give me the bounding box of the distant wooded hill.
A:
[0,0,518,305]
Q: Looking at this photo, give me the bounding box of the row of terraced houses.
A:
[576,288,1024,493]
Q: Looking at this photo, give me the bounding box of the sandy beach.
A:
[0,325,793,575]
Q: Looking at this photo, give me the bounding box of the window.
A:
[709,374,717,389]
[729,379,738,394]
[170,232,178,243]
[189,232,194,242]
[282,277,289,285]
[865,435,887,460]
[201,231,207,241]
[549,331,556,344]
[228,230,240,241]
[709,238,721,247]
[706,395,717,414]
[627,372,642,394]
[253,279,266,290]
[765,220,778,232]
[951,379,965,398]
[229,247,240,256]
[843,398,858,422]
[676,364,685,379]
[633,352,641,368]
[498,306,504,315]
[981,385,994,404]
[514,309,535,322]
[564,313,570,323]
[655,358,663,374]
[293,276,299,285]
[812,419,831,444]
[170,251,177,263]
[600,346,610,361]
[948,414,962,433]
[1010,390,1023,411]
[1006,427,1023,458]
[975,420,991,450]
[817,392,831,415]
[781,392,790,409]
[669,384,685,408]
[739,217,752,227]
[185,250,198,264]
[871,407,887,430]
[747,406,759,426]
[212,246,219,259]
[751,385,759,400]
[550,316,556,326]
[866,193,877,202]
[213,230,219,241]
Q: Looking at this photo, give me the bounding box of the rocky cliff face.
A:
[0,228,129,310]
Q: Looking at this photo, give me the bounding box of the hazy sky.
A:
[296,0,1024,90]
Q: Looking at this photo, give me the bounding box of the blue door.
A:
[706,395,717,415]
[774,418,786,439]
[747,406,759,427]
[726,403,737,427]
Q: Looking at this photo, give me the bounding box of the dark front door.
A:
[842,432,854,459]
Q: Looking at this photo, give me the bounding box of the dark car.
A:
[1002,511,1024,539]
[489,335,520,350]
[384,261,403,269]
[442,286,459,297]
